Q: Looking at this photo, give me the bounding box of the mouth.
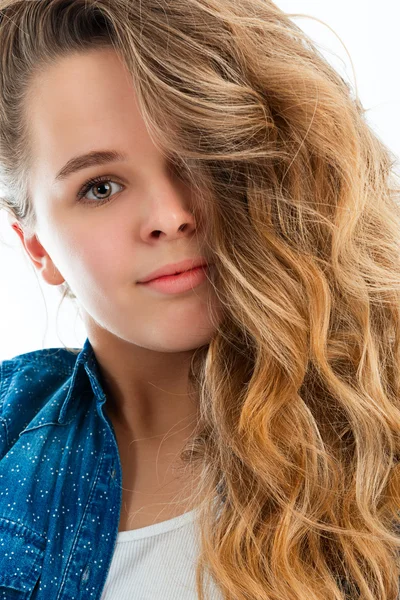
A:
[137,264,211,294]
[137,257,210,284]
[152,266,199,280]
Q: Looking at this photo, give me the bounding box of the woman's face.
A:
[20,47,221,352]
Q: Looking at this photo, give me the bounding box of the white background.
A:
[0,0,399,359]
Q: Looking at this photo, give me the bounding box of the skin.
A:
[10,47,222,522]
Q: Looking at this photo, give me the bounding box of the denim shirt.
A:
[0,337,123,599]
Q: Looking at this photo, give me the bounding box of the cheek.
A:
[64,233,123,288]
[52,210,135,290]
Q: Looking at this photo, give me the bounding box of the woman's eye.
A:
[77,177,124,206]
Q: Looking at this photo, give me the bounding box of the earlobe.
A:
[9,220,65,286]
[38,255,66,287]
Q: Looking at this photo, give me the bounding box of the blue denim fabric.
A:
[0,338,122,599]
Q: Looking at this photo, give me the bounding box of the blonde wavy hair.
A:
[1,1,400,598]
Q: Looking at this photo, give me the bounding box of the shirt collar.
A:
[58,337,108,425]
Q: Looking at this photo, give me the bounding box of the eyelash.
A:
[77,175,124,206]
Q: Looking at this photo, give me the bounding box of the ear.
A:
[9,219,65,287]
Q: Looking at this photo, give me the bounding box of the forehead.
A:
[26,48,155,193]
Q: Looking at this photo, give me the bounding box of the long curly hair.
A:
[1,1,400,598]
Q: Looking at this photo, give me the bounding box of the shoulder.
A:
[0,346,81,447]
[0,346,79,400]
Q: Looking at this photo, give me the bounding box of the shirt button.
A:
[111,467,116,479]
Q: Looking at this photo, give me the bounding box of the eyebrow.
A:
[54,150,128,182]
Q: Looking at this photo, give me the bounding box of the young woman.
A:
[0,0,399,599]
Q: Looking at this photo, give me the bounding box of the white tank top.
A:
[100,506,223,599]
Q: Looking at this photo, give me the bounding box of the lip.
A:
[137,257,209,283]
[138,264,211,295]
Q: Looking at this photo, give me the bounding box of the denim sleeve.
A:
[0,359,11,457]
